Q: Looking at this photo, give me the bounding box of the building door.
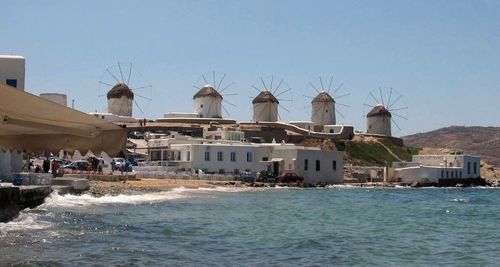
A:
[273,161,280,176]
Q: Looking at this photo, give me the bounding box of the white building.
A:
[367,104,391,136]
[311,91,336,127]
[394,154,481,184]
[145,129,343,184]
[0,55,25,90]
[252,91,279,122]
[193,85,223,118]
[107,83,134,117]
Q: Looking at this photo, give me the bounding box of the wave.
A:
[0,211,52,234]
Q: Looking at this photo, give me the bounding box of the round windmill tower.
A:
[367,104,392,136]
[252,90,279,122]
[251,77,291,122]
[193,85,223,118]
[364,87,408,136]
[99,62,152,117]
[107,83,134,117]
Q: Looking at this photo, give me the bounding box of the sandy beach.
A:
[89,178,240,196]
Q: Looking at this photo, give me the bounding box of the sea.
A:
[0,186,499,266]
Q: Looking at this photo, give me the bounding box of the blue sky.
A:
[1,0,499,136]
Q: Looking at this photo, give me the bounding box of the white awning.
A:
[0,83,126,156]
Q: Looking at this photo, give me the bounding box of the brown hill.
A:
[403,126,500,167]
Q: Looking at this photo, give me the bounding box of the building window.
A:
[441,170,444,178]
[451,171,454,178]
[187,151,191,161]
[234,169,239,174]
[246,152,252,162]
[245,169,251,172]
[6,79,17,88]
[218,169,225,174]
[332,160,337,170]
[217,151,223,161]
[459,171,462,177]
[467,162,471,174]
[262,157,268,161]
[231,152,236,162]
[304,159,309,171]
[446,170,449,178]
[204,151,210,161]
[316,160,320,171]
[473,162,477,174]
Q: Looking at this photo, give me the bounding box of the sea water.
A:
[1,187,499,266]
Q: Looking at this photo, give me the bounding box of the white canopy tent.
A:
[0,83,126,156]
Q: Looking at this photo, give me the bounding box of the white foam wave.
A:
[0,211,52,233]
[40,190,188,209]
[452,198,470,203]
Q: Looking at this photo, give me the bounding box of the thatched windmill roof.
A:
[252,91,279,104]
[367,104,391,117]
[107,83,134,99]
[311,91,335,103]
[193,85,222,99]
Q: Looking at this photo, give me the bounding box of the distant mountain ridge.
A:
[403,126,500,167]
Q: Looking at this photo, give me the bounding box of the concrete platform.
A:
[0,185,52,222]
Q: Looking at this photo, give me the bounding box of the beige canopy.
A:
[0,83,126,156]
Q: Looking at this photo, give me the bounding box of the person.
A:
[111,159,116,172]
[51,160,59,178]
[139,120,143,127]
[143,118,147,127]
[43,159,50,173]
[34,165,41,173]
[28,160,34,172]
[97,160,103,174]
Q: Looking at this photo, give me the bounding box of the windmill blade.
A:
[388,95,403,109]
[392,112,408,120]
[363,103,375,108]
[216,73,226,91]
[193,85,201,90]
[118,62,125,83]
[98,94,106,97]
[336,108,346,119]
[222,105,231,117]
[222,93,238,96]
[327,76,334,93]
[387,87,393,108]
[202,74,209,85]
[275,88,291,98]
[252,85,262,93]
[219,81,235,93]
[336,102,350,107]
[303,94,314,99]
[99,81,115,87]
[106,69,121,84]
[273,79,284,94]
[319,77,325,91]
[309,82,320,93]
[135,94,152,101]
[127,63,132,85]
[379,87,385,106]
[223,99,237,107]
[392,118,401,131]
[260,77,268,91]
[369,92,380,105]
[134,100,144,115]
[279,104,290,113]
[212,71,216,88]
[277,99,293,102]
[389,107,408,112]
[270,76,274,93]
[332,83,344,96]
[303,104,312,109]
[131,85,152,91]
[335,92,350,99]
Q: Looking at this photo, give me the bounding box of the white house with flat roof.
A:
[0,55,25,90]
[394,154,481,184]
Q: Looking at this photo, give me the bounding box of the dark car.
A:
[258,171,277,183]
[129,131,144,139]
[63,160,90,171]
[277,172,304,183]
[234,172,256,183]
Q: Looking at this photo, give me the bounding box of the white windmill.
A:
[304,76,350,129]
[98,62,152,117]
[192,72,236,118]
[364,87,408,136]
[251,77,292,122]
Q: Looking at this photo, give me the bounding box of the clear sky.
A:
[2,0,499,136]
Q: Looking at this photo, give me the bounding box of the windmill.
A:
[363,87,408,136]
[303,76,350,129]
[251,76,292,122]
[98,62,152,117]
[192,71,236,118]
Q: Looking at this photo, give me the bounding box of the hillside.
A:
[403,126,500,167]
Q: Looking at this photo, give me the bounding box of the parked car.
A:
[234,172,256,183]
[63,160,90,171]
[113,158,125,169]
[257,171,277,183]
[277,172,304,183]
[129,131,144,139]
